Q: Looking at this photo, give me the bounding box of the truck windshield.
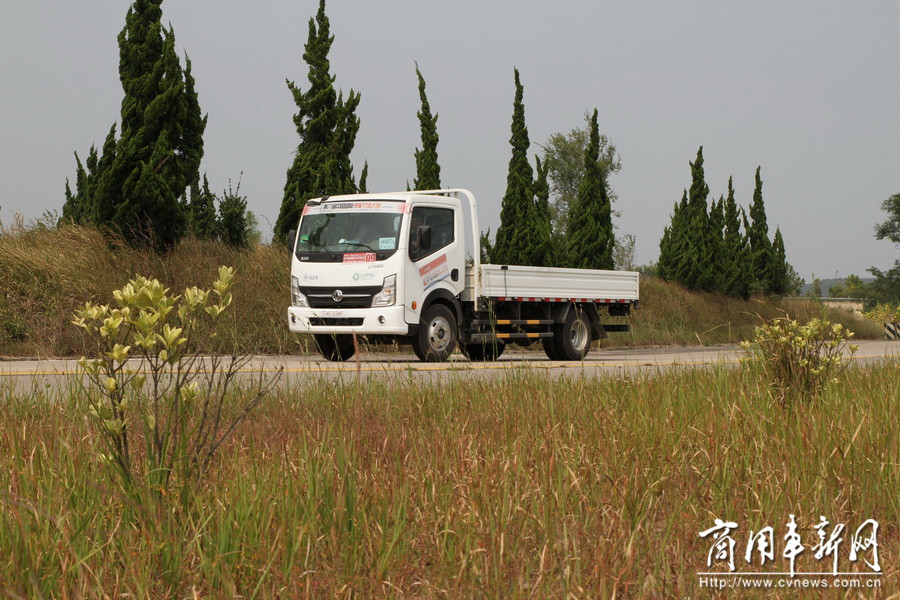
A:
[296,204,404,262]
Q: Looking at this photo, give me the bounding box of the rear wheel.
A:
[412,304,457,362]
[462,339,505,361]
[554,307,592,361]
[314,334,356,362]
[542,336,563,360]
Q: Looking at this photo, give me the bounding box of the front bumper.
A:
[287,305,410,335]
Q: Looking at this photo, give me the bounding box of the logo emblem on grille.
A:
[332,289,343,302]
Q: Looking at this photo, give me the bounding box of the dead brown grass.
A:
[0,224,882,357]
[0,224,298,357]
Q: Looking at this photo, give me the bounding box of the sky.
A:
[2,1,898,280]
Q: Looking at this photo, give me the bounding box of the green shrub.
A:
[740,317,858,403]
[72,266,280,499]
[864,302,900,323]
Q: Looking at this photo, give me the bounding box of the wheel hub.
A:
[429,316,451,351]
[571,319,588,352]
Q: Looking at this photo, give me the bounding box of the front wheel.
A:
[412,304,457,362]
[314,334,356,362]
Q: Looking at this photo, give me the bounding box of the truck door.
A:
[403,204,465,319]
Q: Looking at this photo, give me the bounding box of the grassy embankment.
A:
[1,361,896,597]
[0,224,883,357]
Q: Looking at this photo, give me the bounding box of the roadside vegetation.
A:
[0,224,882,358]
[1,254,894,597]
[1,360,896,597]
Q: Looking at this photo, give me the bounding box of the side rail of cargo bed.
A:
[478,264,638,301]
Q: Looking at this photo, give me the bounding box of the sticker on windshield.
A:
[304,201,407,215]
[379,237,396,250]
[343,252,377,264]
[419,254,449,290]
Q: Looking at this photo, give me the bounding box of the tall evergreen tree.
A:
[747,166,774,293]
[63,125,118,225]
[566,108,614,270]
[720,177,752,299]
[708,194,726,291]
[658,191,688,281]
[533,155,553,266]
[770,227,789,296]
[358,161,368,193]
[412,64,440,190]
[491,69,535,265]
[63,148,94,225]
[669,147,713,290]
[186,174,218,239]
[658,148,720,291]
[274,0,361,243]
[91,0,206,248]
[542,113,621,237]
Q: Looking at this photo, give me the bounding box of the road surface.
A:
[1,340,896,386]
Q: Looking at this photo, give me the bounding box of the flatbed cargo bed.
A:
[464,264,639,304]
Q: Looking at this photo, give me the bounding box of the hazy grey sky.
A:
[2,1,898,279]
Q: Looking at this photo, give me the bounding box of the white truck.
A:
[287,189,639,362]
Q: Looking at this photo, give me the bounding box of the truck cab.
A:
[287,191,470,360]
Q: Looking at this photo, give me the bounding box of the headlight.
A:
[291,276,309,307]
[371,274,396,307]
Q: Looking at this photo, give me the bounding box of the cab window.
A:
[408,206,454,262]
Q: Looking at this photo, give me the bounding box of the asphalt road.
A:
[1,340,896,386]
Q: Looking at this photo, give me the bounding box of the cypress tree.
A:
[491,69,535,265]
[708,194,726,291]
[358,161,368,194]
[770,227,789,296]
[670,147,712,290]
[747,166,774,293]
[721,177,752,299]
[566,108,614,270]
[658,191,688,281]
[274,0,361,243]
[90,1,206,248]
[413,64,440,190]
[63,125,117,225]
[63,149,93,225]
[187,174,218,239]
[533,155,553,267]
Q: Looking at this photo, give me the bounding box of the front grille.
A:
[300,285,382,309]
[309,318,364,326]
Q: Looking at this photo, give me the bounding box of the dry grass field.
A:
[1,360,897,598]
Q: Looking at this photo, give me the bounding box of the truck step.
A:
[470,319,556,326]
[469,332,554,341]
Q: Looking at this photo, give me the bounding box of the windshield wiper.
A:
[305,240,337,259]
[341,241,377,251]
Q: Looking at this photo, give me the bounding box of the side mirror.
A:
[286,229,297,251]
[418,225,432,251]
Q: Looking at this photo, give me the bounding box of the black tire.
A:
[412,304,457,362]
[542,336,563,361]
[462,339,505,361]
[555,307,592,361]
[314,333,356,362]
